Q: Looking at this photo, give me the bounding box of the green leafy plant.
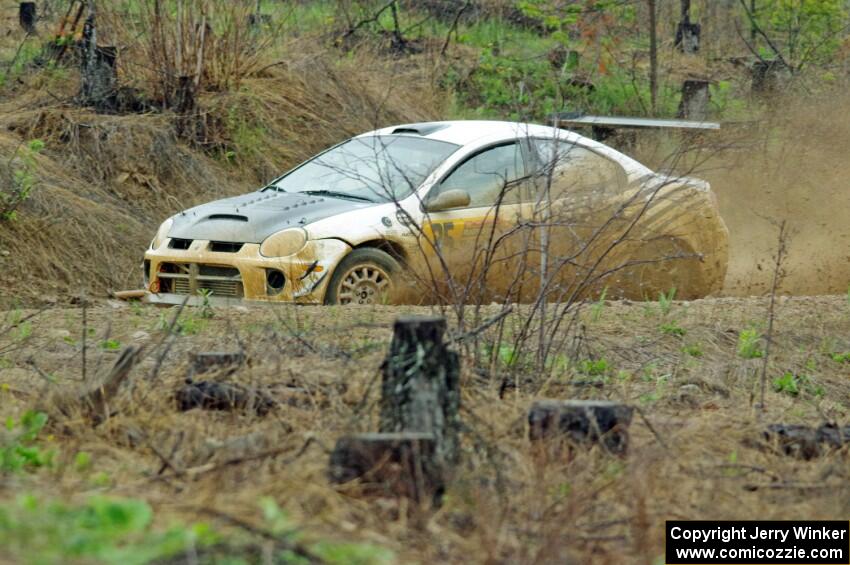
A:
[99,338,122,351]
[578,358,609,376]
[772,372,824,398]
[155,311,205,336]
[737,328,764,359]
[1,411,53,472]
[682,343,703,357]
[660,322,686,337]
[259,498,394,565]
[590,287,607,322]
[831,351,850,363]
[197,288,215,319]
[2,139,44,221]
[657,287,676,316]
[0,495,215,564]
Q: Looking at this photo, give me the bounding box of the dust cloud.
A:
[642,95,850,296]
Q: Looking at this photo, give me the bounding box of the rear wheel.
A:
[324,248,401,305]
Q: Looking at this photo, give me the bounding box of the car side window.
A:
[531,139,627,199]
[437,143,525,207]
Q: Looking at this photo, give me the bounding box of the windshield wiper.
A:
[301,190,375,203]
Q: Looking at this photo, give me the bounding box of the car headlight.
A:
[260,228,307,257]
[150,218,174,250]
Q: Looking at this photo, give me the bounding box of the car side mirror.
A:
[424,189,471,212]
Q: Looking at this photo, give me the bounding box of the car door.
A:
[418,141,532,302]
[527,138,631,300]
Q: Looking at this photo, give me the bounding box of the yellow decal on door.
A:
[424,220,465,249]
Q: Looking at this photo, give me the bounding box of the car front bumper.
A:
[143,238,351,305]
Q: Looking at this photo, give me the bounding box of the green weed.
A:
[0,495,215,564]
[590,287,607,322]
[197,288,215,319]
[155,312,205,336]
[831,351,850,363]
[1,139,44,221]
[682,343,703,357]
[772,372,824,398]
[657,288,676,316]
[737,328,764,359]
[660,322,686,337]
[99,338,122,351]
[578,358,609,376]
[1,411,53,472]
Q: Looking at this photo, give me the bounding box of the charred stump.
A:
[764,423,850,460]
[328,433,443,505]
[379,316,460,466]
[528,400,633,455]
[174,75,197,140]
[19,2,37,35]
[751,60,790,96]
[175,379,274,416]
[80,44,117,111]
[675,22,700,54]
[677,79,710,120]
[674,0,700,54]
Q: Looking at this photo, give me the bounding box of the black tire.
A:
[324,248,401,305]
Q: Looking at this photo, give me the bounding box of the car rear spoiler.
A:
[555,112,720,141]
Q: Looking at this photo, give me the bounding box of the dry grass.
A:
[2,295,850,562]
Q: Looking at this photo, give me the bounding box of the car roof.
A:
[361,120,583,147]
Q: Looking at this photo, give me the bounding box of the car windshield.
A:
[270,135,459,202]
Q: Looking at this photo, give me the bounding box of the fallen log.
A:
[175,379,274,416]
[111,289,146,300]
[764,423,850,460]
[528,399,633,455]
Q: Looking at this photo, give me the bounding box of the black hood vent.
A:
[208,214,249,222]
[169,238,192,250]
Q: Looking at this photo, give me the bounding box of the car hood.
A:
[167,191,374,243]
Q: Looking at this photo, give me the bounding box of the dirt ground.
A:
[2,295,850,563]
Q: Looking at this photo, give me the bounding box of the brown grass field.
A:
[2,294,850,563]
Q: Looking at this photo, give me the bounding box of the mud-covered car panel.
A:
[145,238,351,304]
[168,192,374,243]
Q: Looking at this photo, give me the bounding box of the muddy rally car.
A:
[143,120,728,306]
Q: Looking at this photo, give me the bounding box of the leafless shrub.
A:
[98,0,278,109]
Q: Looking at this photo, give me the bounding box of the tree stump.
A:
[678,79,710,120]
[80,45,118,111]
[764,423,850,460]
[675,22,700,54]
[328,433,443,505]
[528,400,633,455]
[380,316,460,466]
[674,0,700,54]
[19,2,37,35]
[751,60,789,95]
[174,75,197,140]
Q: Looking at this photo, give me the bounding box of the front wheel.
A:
[324,248,401,305]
